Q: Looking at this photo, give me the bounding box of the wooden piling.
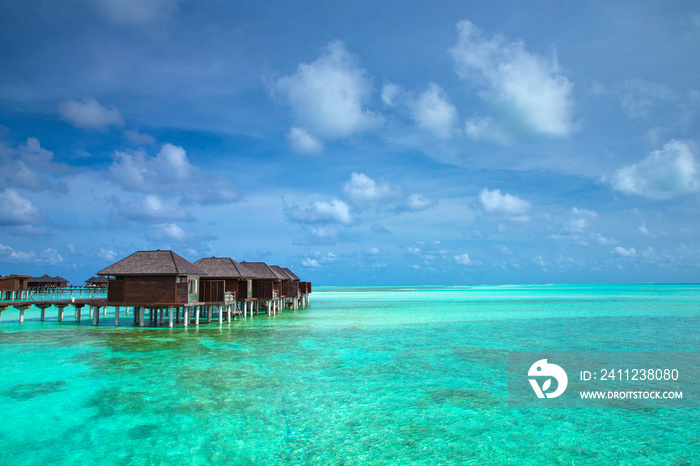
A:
[114,306,120,326]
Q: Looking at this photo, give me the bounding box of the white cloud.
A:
[342,172,436,212]
[450,20,575,137]
[287,127,324,154]
[275,41,382,145]
[405,194,437,211]
[0,244,62,264]
[59,98,124,129]
[149,223,188,242]
[0,138,67,192]
[608,140,699,200]
[302,258,322,268]
[407,83,459,139]
[284,198,352,225]
[566,207,597,233]
[37,248,63,265]
[342,172,402,205]
[381,82,403,107]
[613,246,637,257]
[0,189,41,226]
[479,188,532,218]
[109,143,240,204]
[310,226,339,240]
[115,195,190,223]
[98,249,117,261]
[0,243,33,262]
[364,247,381,256]
[454,253,473,265]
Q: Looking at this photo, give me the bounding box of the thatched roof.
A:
[0,274,31,280]
[86,276,109,284]
[270,265,294,280]
[98,250,205,276]
[282,267,300,281]
[240,261,282,280]
[29,274,68,284]
[194,257,255,279]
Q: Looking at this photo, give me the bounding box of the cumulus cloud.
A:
[566,207,597,233]
[0,138,67,192]
[98,249,117,261]
[479,188,532,219]
[454,253,473,265]
[0,189,41,226]
[405,241,448,263]
[342,172,437,212]
[113,195,192,223]
[381,82,403,107]
[59,98,124,129]
[364,247,381,256]
[381,82,459,140]
[148,223,189,242]
[607,140,699,200]
[284,198,352,225]
[407,83,459,139]
[0,244,62,264]
[450,20,575,137]
[342,172,402,205]
[287,127,324,154]
[109,143,240,204]
[302,258,322,268]
[275,41,382,145]
[613,246,636,257]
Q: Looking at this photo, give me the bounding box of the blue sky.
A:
[1,0,699,285]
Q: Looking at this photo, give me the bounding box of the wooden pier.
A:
[0,250,311,328]
[0,295,309,328]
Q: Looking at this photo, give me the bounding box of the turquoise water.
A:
[0,284,698,465]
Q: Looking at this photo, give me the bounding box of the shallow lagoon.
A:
[1,285,698,465]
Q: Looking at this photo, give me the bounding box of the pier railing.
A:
[0,286,107,302]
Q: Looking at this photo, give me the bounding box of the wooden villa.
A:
[85,276,109,288]
[240,260,280,294]
[270,265,299,305]
[29,274,69,289]
[193,257,254,311]
[1,249,311,328]
[98,250,204,305]
[0,274,31,300]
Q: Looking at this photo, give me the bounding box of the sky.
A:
[0,0,699,286]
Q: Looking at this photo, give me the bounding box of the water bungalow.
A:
[85,276,109,288]
[0,249,311,327]
[194,257,255,315]
[0,274,31,300]
[29,274,69,288]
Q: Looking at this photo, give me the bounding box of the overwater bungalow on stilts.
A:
[0,250,311,327]
[0,274,31,301]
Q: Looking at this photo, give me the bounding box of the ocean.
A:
[0,284,698,465]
